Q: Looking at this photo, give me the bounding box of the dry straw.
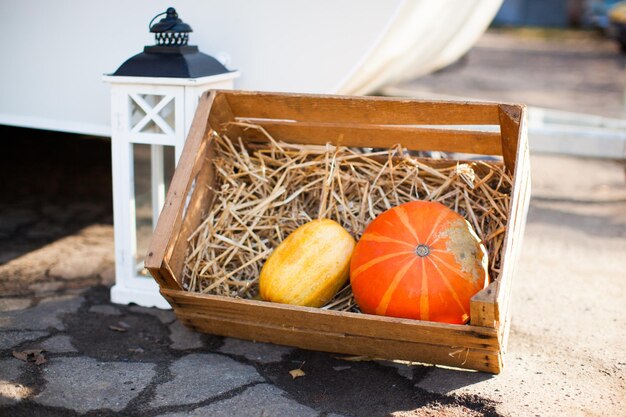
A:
[183,122,512,313]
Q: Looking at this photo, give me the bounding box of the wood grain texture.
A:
[163,288,502,373]
[498,104,523,174]
[494,109,529,310]
[178,310,501,373]
[168,149,215,280]
[240,120,503,155]
[223,90,502,126]
[161,288,499,350]
[145,91,213,270]
[144,91,215,289]
[470,280,499,327]
[494,140,531,349]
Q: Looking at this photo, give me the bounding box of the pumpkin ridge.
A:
[428,248,447,254]
[425,255,468,315]
[351,250,413,280]
[420,257,430,320]
[423,206,453,246]
[425,235,444,248]
[394,205,421,244]
[359,232,415,248]
[374,257,418,316]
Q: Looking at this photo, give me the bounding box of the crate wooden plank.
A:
[145,91,215,289]
[224,90,502,126]
[167,150,215,281]
[176,310,502,373]
[239,121,503,155]
[161,289,499,350]
[495,142,531,336]
[499,104,523,174]
[494,109,529,312]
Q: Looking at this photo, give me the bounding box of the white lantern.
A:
[103,8,239,308]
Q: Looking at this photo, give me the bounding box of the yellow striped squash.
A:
[259,219,355,307]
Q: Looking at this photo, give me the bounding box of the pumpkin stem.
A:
[415,244,430,257]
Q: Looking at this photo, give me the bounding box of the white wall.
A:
[0,0,400,136]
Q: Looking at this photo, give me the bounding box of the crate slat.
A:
[240,120,503,155]
[225,90,502,125]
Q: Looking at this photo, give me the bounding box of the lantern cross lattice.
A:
[129,93,175,135]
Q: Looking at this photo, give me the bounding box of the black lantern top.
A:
[112,7,232,78]
[150,7,192,46]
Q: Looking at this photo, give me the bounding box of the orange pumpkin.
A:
[350,201,488,324]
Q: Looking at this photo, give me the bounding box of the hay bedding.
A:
[182,122,512,313]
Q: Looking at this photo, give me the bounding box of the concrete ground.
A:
[2,30,626,416]
[388,28,626,119]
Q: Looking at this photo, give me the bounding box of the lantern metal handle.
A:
[148,11,168,32]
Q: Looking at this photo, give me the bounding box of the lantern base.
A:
[110,284,171,309]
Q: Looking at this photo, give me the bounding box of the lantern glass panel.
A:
[132,143,176,277]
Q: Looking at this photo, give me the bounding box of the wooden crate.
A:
[146,90,530,374]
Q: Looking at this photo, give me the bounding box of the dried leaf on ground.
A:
[108,324,128,332]
[12,349,47,365]
[334,355,374,362]
[289,369,306,379]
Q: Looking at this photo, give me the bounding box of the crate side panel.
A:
[209,92,245,140]
[496,142,531,341]
[145,91,216,289]
[162,289,499,350]
[495,108,529,310]
[167,145,216,280]
[177,310,502,373]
